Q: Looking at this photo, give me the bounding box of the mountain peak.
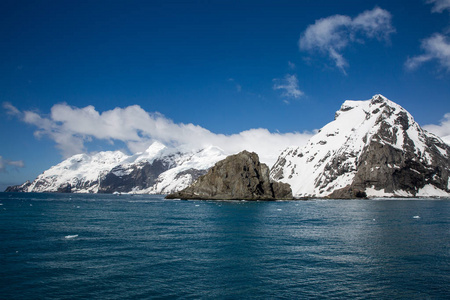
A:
[371,93,388,103]
[271,96,450,198]
[145,141,167,153]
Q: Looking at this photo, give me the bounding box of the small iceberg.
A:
[65,234,78,239]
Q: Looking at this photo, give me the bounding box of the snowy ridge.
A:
[135,146,227,194]
[28,151,128,193]
[12,94,450,198]
[271,94,450,198]
[26,142,226,194]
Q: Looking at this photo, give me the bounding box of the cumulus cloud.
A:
[427,0,450,13]
[406,1,450,72]
[299,7,395,73]
[3,102,313,166]
[423,113,450,144]
[273,74,304,102]
[0,156,25,173]
[405,33,450,71]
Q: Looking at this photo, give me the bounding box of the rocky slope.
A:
[4,181,31,193]
[166,151,293,200]
[270,95,450,198]
[8,142,227,194]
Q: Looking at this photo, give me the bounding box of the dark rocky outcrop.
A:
[57,183,72,193]
[98,160,209,194]
[98,159,171,193]
[326,108,450,198]
[166,151,293,200]
[339,138,450,198]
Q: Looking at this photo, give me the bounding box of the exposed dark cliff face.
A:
[328,110,450,198]
[166,151,293,200]
[97,160,210,193]
[330,139,450,198]
[98,160,170,193]
[271,94,450,198]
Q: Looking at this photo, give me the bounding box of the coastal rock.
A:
[166,151,293,200]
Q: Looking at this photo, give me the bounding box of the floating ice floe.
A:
[65,234,79,239]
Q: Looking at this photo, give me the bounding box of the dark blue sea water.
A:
[1,193,449,299]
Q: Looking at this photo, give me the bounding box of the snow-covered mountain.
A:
[12,142,227,194]
[270,95,450,198]
[8,94,450,198]
[26,150,129,193]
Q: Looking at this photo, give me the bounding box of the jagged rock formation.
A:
[6,142,226,194]
[271,94,450,198]
[166,151,293,200]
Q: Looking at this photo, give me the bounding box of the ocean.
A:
[1,193,449,299]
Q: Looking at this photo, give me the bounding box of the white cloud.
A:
[406,1,450,72]
[273,74,304,101]
[4,102,313,166]
[0,156,25,173]
[423,112,450,144]
[4,102,21,116]
[405,33,450,71]
[427,0,450,13]
[299,7,395,73]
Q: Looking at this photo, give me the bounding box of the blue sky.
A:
[1,0,450,190]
